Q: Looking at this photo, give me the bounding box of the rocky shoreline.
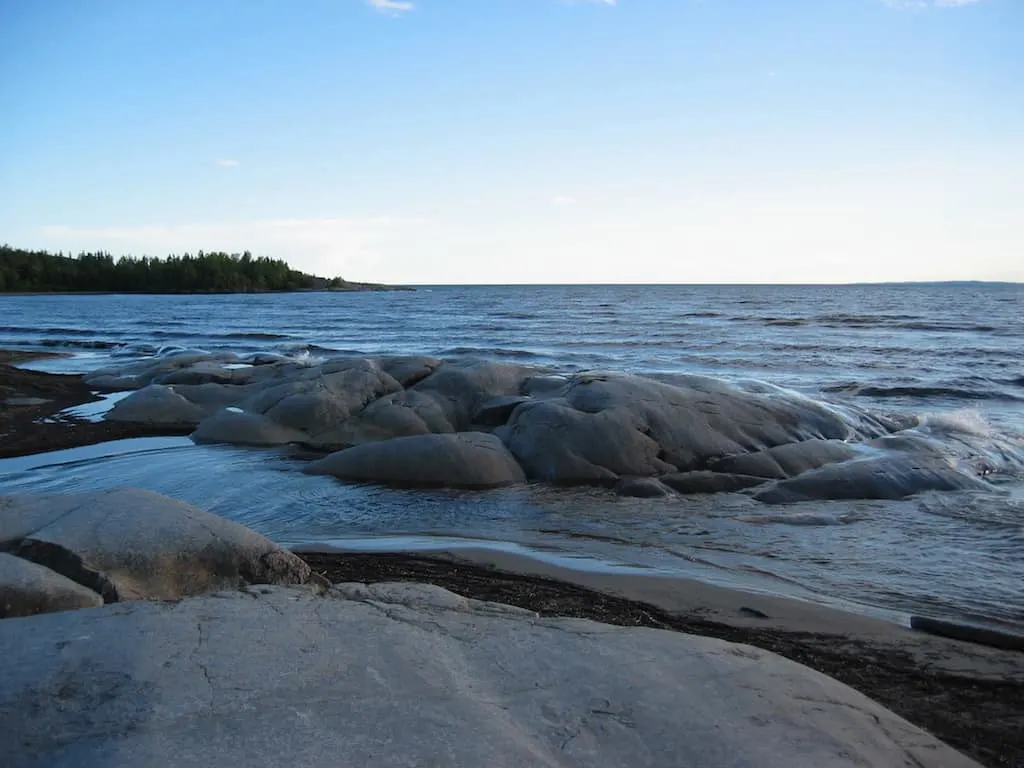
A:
[296,549,1024,768]
[0,350,194,458]
[1,348,1022,766]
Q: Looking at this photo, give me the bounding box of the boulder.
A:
[753,455,991,504]
[85,352,241,391]
[0,553,102,618]
[305,390,454,450]
[499,372,875,484]
[305,433,527,489]
[166,381,252,410]
[707,439,863,480]
[411,359,546,431]
[240,358,403,433]
[104,384,209,425]
[522,373,571,397]
[0,584,979,767]
[501,399,675,483]
[191,409,309,446]
[373,355,442,387]
[10,489,312,602]
[661,471,769,495]
[472,395,531,426]
[563,373,860,470]
[152,362,246,386]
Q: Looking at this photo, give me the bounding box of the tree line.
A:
[0,245,360,293]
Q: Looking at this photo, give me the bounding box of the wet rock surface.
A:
[305,432,528,489]
[62,352,1012,502]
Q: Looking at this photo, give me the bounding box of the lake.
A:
[1,283,1021,630]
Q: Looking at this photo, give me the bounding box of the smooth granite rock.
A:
[105,384,209,425]
[0,493,91,549]
[305,432,527,488]
[373,355,443,387]
[0,553,103,618]
[501,399,676,483]
[191,409,309,446]
[85,352,241,391]
[240,358,403,433]
[500,373,873,484]
[75,355,1005,502]
[473,395,532,426]
[707,439,864,480]
[753,455,990,504]
[410,359,546,431]
[0,583,979,768]
[305,389,454,450]
[10,489,312,602]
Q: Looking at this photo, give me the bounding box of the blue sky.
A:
[1,0,1021,283]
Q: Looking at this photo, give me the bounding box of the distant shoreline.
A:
[0,285,414,296]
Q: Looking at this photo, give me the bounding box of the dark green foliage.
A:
[0,245,354,293]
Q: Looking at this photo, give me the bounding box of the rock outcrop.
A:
[0,553,102,618]
[0,489,313,613]
[305,432,527,489]
[0,583,979,767]
[81,352,1004,503]
[190,408,308,446]
[753,454,992,504]
[105,384,210,425]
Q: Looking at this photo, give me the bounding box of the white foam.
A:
[920,409,995,438]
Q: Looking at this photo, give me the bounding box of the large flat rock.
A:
[0,583,976,768]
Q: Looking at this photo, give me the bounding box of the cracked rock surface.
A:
[0,582,979,768]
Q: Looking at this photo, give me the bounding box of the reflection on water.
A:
[1,436,1020,630]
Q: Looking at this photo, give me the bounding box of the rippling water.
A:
[1,284,1021,629]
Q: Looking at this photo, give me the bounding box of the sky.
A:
[1,0,1021,284]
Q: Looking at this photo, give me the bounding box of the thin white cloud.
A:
[367,0,414,15]
[881,0,982,7]
[550,196,579,206]
[213,159,239,168]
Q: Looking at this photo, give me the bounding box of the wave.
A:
[920,409,997,439]
[218,332,292,340]
[825,382,1024,403]
[893,321,999,333]
[129,319,188,327]
[0,326,119,337]
[493,312,539,320]
[438,346,542,360]
[275,342,344,356]
[37,338,123,350]
[725,314,1008,335]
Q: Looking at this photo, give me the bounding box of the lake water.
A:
[1,284,1022,629]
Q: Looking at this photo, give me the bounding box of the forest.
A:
[0,245,376,293]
